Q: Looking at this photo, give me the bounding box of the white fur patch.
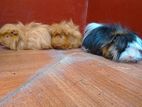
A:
[83,23,103,41]
[133,36,142,50]
[119,35,142,62]
[119,47,142,62]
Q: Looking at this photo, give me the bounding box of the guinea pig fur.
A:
[82,23,142,63]
[0,22,52,50]
[24,22,52,50]
[49,20,82,49]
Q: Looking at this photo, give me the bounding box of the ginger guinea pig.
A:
[50,20,82,49]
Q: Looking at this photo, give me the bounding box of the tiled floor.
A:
[0,46,142,107]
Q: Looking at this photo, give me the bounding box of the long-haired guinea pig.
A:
[0,22,52,50]
[82,23,142,63]
[0,23,24,50]
[49,20,82,49]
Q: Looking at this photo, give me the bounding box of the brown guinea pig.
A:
[0,23,24,50]
[49,20,82,49]
[24,22,52,50]
[0,22,52,50]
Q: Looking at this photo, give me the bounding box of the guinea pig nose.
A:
[11,30,18,35]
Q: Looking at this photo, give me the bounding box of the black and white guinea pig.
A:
[82,23,142,63]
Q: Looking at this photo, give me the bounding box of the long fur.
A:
[0,22,52,50]
[82,23,142,63]
[49,20,82,49]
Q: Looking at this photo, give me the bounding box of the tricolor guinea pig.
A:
[82,23,142,63]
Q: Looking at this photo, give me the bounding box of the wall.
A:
[87,0,142,37]
[0,0,88,31]
[0,0,142,37]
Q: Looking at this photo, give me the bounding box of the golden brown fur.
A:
[0,22,52,50]
[49,20,82,49]
[102,44,118,61]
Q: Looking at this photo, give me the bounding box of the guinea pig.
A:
[0,23,25,50]
[49,20,82,49]
[24,22,52,50]
[82,22,142,63]
[0,22,52,50]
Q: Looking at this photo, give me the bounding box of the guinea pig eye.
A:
[55,33,60,37]
[5,34,9,38]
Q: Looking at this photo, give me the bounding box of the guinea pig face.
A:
[119,45,142,62]
[0,30,19,49]
[51,33,69,49]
